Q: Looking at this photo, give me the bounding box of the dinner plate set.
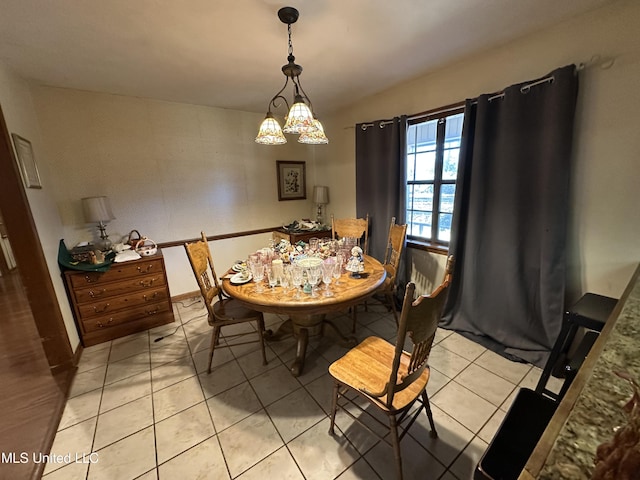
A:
[229,262,251,284]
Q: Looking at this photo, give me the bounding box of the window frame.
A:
[405,103,465,250]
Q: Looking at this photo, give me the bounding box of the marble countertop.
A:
[521,264,640,479]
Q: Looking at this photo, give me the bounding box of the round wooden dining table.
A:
[222,255,386,376]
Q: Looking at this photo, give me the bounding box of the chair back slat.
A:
[184,232,224,320]
[331,214,369,254]
[382,217,407,281]
[381,256,454,407]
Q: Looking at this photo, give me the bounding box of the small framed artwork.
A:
[11,134,42,189]
[276,160,306,201]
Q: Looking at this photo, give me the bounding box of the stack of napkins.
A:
[114,250,142,263]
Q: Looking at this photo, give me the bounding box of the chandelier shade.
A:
[256,7,328,145]
[299,118,329,144]
[255,113,287,145]
[282,96,317,134]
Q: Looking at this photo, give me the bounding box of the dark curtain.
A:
[441,65,579,367]
[355,117,407,265]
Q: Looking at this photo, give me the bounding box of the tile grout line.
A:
[85,338,114,479]
[56,304,543,480]
[184,299,236,480]
[147,326,161,480]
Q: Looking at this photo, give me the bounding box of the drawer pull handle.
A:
[146,308,159,315]
[139,279,155,287]
[93,303,110,313]
[143,292,159,301]
[89,289,107,298]
[84,275,97,284]
[97,318,114,328]
[137,264,155,273]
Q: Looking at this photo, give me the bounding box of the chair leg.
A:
[257,317,268,366]
[352,305,357,333]
[329,381,339,434]
[207,325,221,374]
[388,292,399,325]
[389,414,403,480]
[421,390,438,438]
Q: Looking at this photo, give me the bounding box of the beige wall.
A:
[0,64,80,348]
[323,0,640,299]
[29,88,323,297]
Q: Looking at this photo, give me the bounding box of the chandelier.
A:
[255,7,328,145]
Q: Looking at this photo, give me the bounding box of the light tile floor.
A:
[44,298,563,480]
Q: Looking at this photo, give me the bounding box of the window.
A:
[406,106,464,246]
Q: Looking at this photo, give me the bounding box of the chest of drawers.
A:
[63,249,175,346]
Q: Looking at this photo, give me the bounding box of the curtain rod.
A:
[408,102,465,121]
[349,55,615,129]
[577,54,616,71]
[481,56,615,103]
[359,119,398,130]
[483,75,555,103]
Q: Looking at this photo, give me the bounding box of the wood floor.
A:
[0,270,72,479]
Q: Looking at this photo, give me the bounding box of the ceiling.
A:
[0,0,614,115]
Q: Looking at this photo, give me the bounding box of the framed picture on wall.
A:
[276,160,306,201]
[11,134,42,189]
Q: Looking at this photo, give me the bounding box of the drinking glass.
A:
[291,265,304,299]
[280,267,291,292]
[251,263,265,293]
[333,253,344,285]
[309,237,319,253]
[307,266,320,298]
[267,267,278,292]
[321,262,334,297]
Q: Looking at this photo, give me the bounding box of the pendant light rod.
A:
[255,6,328,145]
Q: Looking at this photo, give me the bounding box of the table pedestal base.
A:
[268,314,357,376]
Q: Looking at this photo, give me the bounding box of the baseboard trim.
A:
[49,342,83,377]
[172,291,201,303]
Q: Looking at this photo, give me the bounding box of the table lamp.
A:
[82,196,115,251]
[313,186,329,224]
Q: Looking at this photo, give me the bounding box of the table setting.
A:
[220,236,386,376]
[225,237,363,297]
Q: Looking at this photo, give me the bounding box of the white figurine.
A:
[345,246,365,277]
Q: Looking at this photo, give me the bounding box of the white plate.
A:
[296,257,323,268]
[232,263,247,272]
[230,272,252,285]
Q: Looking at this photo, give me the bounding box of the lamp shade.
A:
[255,113,287,145]
[299,118,329,144]
[283,96,316,134]
[82,196,115,223]
[313,186,329,204]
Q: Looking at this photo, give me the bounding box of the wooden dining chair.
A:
[356,217,408,330]
[331,214,369,254]
[184,232,268,373]
[328,257,454,480]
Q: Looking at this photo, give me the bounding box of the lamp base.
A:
[96,222,112,251]
[315,204,326,225]
[96,238,112,252]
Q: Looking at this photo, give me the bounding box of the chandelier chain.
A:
[287,24,294,57]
